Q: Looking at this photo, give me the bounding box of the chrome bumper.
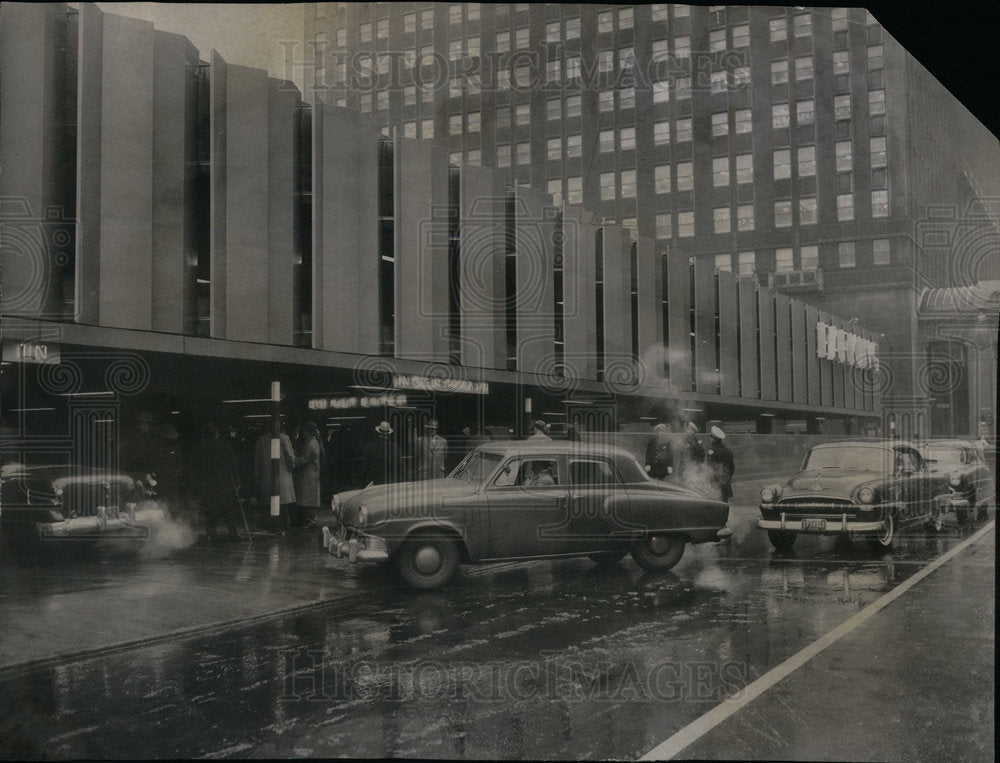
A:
[321,524,389,563]
[756,513,885,535]
[38,504,165,540]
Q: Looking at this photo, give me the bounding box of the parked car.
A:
[320,441,730,588]
[757,441,950,552]
[0,461,162,549]
[919,439,995,525]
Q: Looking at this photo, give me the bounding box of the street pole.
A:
[270,381,281,532]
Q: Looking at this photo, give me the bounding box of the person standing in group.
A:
[194,422,241,543]
[644,423,674,480]
[363,420,400,486]
[527,419,551,440]
[293,420,325,529]
[416,419,448,480]
[706,426,735,502]
[677,420,706,489]
[254,418,296,533]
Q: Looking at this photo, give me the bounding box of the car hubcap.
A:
[649,536,670,555]
[413,545,441,574]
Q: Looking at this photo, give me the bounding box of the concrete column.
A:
[718,270,739,397]
[560,205,598,381]
[738,277,759,399]
[758,289,777,401]
[634,236,664,383]
[601,224,632,381]
[267,78,299,346]
[514,185,557,376]
[791,297,807,404]
[693,256,717,393]
[775,293,792,402]
[666,253,691,392]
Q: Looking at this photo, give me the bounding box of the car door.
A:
[484,456,569,559]
[562,456,628,554]
[898,447,930,524]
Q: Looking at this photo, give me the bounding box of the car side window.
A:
[491,457,559,488]
[896,450,919,473]
[569,459,620,486]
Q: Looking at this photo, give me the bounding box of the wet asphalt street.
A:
[0,500,994,761]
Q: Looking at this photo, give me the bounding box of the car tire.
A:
[767,530,797,552]
[868,510,895,550]
[396,534,460,588]
[630,534,685,571]
[588,550,627,567]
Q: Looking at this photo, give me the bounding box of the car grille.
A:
[62,483,125,517]
[774,497,857,516]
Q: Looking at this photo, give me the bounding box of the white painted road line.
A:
[640,520,996,761]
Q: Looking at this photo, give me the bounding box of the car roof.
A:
[474,441,637,459]
[920,439,978,448]
[810,440,919,450]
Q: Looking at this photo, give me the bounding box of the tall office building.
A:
[304,3,1000,437]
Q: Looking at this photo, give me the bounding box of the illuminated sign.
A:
[815,323,878,368]
[391,374,489,395]
[2,340,60,364]
[309,394,408,411]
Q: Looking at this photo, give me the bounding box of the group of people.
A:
[645,421,735,502]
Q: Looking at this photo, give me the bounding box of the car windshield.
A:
[449,451,503,484]
[923,446,964,466]
[804,446,892,471]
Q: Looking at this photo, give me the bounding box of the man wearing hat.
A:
[527,419,552,440]
[293,420,325,528]
[362,420,400,485]
[644,422,674,480]
[416,419,448,480]
[706,426,735,502]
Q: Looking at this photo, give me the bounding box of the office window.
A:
[421,84,434,103]
[404,85,416,106]
[513,64,530,87]
[712,157,730,187]
[836,141,853,172]
[468,37,480,58]
[798,146,816,176]
[769,17,787,42]
[515,103,530,125]
[774,200,793,227]
[652,4,669,23]
[712,254,731,272]
[872,190,889,217]
[496,106,511,130]
[714,207,731,234]
[835,94,851,119]
[497,144,511,167]
[421,118,434,139]
[869,89,886,115]
[497,68,510,89]
[675,76,691,99]
[598,11,613,33]
[621,170,636,198]
[833,50,850,75]
[546,58,561,82]
[449,75,463,98]
[516,142,530,164]
[619,87,635,109]
[566,17,580,39]
[600,172,616,201]
[599,129,615,153]
[376,18,389,39]
[421,8,434,29]
[566,95,582,117]
[710,29,727,53]
[793,13,812,37]
[652,38,669,59]
[737,204,755,231]
[868,44,885,69]
[619,47,635,70]
[736,153,753,184]
[360,93,372,113]
[619,7,634,28]
[674,36,691,60]
[545,21,561,44]
[377,54,391,75]
[450,151,462,166]
[496,31,510,53]
[734,108,752,133]
[774,149,791,179]
[656,213,672,238]
[420,43,435,62]
[620,127,636,150]
[801,245,818,270]
[360,22,372,42]
[468,149,481,166]
[468,4,480,21]
[837,193,854,221]
[738,251,756,275]
[468,111,481,133]
[449,4,462,25]
[795,56,813,81]
[654,121,670,145]
[873,238,891,264]
[566,55,581,79]
[838,241,856,268]
[796,99,815,124]
[376,90,389,110]
[676,118,692,143]
[712,112,729,137]
[547,137,561,161]
[678,211,695,237]
[772,102,790,128]
[567,176,582,204]
[711,71,729,94]
[653,80,670,104]
[599,90,614,112]
[674,4,690,18]
[335,28,346,48]
[799,197,817,225]
[677,161,693,191]
[547,179,562,206]
[771,60,789,85]
[733,24,750,48]
[546,98,560,121]
[403,121,416,139]
[567,134,581,158]
[832,7,849,31]
[597,50,613,74]
[733,66,750,87]
[870,136,887,167]
[775,247,794,272]
[515,27,529,49]
[656,164,672,193]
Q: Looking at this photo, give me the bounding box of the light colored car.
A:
[919,439,995,524]
[321,441,730,588]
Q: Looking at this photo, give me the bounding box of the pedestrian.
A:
[362,420,400,486]
[706,426,735,502]
[193,422,241,543]
[293,420,324,528]
[644,423,674,480]
[527,419,551,440]
[253,419,296,533]
[416,419,448,480]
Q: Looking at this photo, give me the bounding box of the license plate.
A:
[801,518,827,531]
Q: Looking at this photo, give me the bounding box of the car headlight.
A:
[858,486,875,504]
[330,495,342,520]
[949,473,962,487]
[357,505,368,529]
[760,486,776,503]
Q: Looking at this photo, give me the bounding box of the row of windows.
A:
[713,239,892,275]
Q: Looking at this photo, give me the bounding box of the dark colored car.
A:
[321,441,731,588]
[757,441,950,552]
[919,439,995,525]
[0,461,162,548]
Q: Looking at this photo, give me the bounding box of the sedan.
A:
[920,439,995,525]
[321,442,730,588]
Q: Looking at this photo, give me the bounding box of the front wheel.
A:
[630,534,685,571]
[396,535,460,588]
[868,510,895,550]
[767,530,797,552]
